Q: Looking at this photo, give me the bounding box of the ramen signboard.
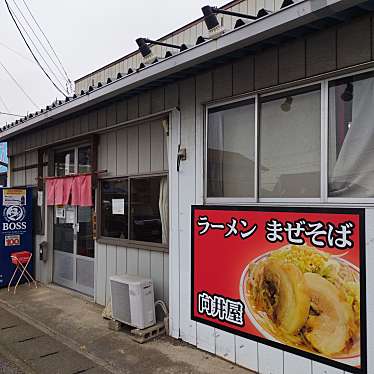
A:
[191,206,367,374]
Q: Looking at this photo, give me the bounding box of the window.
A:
[78,146,92,174]
[100,175,168,246]
[101,179,128,239]
[55,149,74,176]
[259,88,321,198]
[328,72,374,198]
[207,99,255,198]
[54,145,92,176]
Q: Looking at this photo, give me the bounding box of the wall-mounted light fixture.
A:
[201,6,222,37]
[281,96,293,112]
[202,5,274,34]
[341,82,353,102]
[136,37,185,63]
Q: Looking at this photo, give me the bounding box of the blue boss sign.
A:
[0,188,33,287]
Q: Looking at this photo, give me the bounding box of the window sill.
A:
[96,236,169,253]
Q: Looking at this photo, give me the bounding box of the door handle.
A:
[177,144,186,172]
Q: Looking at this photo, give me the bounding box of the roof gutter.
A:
[0,0,367,141]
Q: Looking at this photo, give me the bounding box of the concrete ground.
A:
[0,350,24,374]
[0,284,253,374]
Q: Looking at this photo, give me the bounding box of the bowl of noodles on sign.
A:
[239,244,360,365]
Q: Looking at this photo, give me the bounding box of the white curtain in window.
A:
[159,176,169,244]
[207,113,224,196]
[330,78,374,197]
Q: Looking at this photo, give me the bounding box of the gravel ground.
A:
[0,352,24,374]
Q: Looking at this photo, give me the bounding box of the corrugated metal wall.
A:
[74,0,286,92]
[7,11,374,374]
[166,13,374,374]
[95,118,169,306]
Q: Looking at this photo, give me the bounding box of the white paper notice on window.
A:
[65,207,75,224]
[112,199,125,215]
[56,206,65,219]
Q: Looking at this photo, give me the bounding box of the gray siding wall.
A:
[8,14,374,161]
[75,0,286,93]
[96,118,169,306]
[95,243,169,308]
[6,13,374,374]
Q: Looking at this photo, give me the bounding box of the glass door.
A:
[52,146,94,296]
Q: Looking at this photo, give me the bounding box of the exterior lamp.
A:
[202,5,260,36]
[201,6,222,36]
[136,38,153,60]
[136,37,184,63]
[341,83,353,102]
[281,96,293,112]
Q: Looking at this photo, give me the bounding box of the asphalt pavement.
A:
[0,352,24,374]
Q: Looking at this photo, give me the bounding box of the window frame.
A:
[205,94,258,205]
[325,69,374,204]
[204,82,326,204]
[205,68,374,205]
[258,83,324,204]
[53,142,93,177]
[203,68,374,207]
[97,172,169,251]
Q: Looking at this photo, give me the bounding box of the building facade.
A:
[1,0,374,373]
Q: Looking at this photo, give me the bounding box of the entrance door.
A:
[52,146,95,296]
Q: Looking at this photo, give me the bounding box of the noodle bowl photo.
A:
[240,244,361,366]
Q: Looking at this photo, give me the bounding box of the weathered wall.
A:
[75,0,286,92]
[7,12,374,374]
[95,118,169,306]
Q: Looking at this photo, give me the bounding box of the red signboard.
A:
[191,206,366,374]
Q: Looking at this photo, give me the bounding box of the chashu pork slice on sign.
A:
[252,258,310,335]
[303,272,354,356]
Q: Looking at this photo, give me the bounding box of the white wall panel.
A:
[138,249,151,278]
[127,126,139,175]
[258,343,283,374]
[98,134,108,172]
[365,208,374,374]
[106,244,117,304]
[178,77,196,345]
[235,337,258,372]
[312,362,343,374]
[150,251,164,302]
[138,123,151,174]
[116,246,127,275]
[169,109,181,338]
[163,253,169,306]
[95,242,107,305]
[116,128,128,176]
[126,247,139,275]
[215,329,235,362]
[197,324,215,354]
[284,352,311,374]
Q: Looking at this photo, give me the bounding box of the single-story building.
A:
[1,0,374,373]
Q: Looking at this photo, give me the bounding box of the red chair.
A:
[8,251,37,294]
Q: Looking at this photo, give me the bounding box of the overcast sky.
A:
[0,0,228,125]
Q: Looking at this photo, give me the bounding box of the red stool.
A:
[8,251,37,294]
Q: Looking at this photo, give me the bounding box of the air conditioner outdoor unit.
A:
[110,274,155,329]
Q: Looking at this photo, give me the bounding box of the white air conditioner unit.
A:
[110,274,155,329]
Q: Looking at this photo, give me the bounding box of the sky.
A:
[0,0,228,125]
